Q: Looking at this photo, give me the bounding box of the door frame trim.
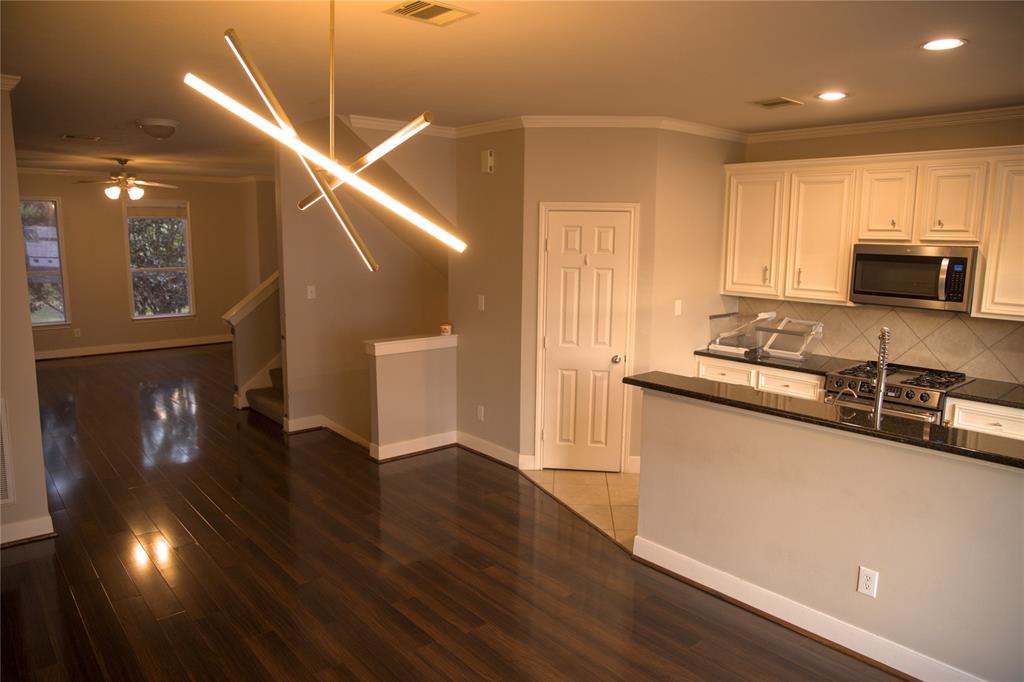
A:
[534,202,641,472]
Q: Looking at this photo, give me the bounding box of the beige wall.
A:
[1,86,53,543]
[637,390,1023,681]
[19,171,269,355]
[453,129,526,459]
[745,117,1024,162]
[279,120,451,440]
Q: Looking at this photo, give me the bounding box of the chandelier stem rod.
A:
[329,0,335,161]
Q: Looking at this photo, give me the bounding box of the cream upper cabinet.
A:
[977,159,1024,320]
[856,165,916,241]
[721,171,786,298]
[915,160,988,241]
[785,170,856,302]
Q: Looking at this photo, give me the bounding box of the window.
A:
[21,199,69,326]
[126,204,194,319]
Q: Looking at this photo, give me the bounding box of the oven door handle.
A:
[937,257,950,302]
[828,397,938,424]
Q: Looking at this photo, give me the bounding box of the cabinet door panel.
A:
[722,172,785,297]
[857,166,915,241]
[786,171,856,302]
[978,159,1024,320]
[917,161,986,241]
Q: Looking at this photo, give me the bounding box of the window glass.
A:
[127,207,192,319]
[21,199,68,325]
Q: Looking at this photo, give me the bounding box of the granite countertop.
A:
[624,371,1024,470]
[694,348,858,377]
[949,379,1024,410]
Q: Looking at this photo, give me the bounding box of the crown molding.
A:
[454,117,525,139]
[746,105,1024,143]
[348,114,457,139]
[16,165,273,183]
[1,74,21,92]
[521,115,747,143]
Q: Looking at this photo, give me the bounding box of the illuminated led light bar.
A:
[223,29,378,269]
[296,112,433,211]
[184,73,467,253]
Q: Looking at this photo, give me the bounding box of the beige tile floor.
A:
[522,470,639,551]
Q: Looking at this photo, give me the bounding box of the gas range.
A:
[825,361,973,413]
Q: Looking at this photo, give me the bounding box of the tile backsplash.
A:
[736,298,1024,384]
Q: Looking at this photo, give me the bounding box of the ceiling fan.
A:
[75,158,178,200]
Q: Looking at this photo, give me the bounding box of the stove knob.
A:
[848,380,858,389]
[834,378,844,388]
[919,392,931,403]
[905,390,915,400]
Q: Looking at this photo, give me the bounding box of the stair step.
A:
[247,386,284,424]
[269,367,283,389]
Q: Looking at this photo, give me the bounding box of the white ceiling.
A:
[2,1,1022,176]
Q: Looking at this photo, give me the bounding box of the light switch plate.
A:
[306,285,317,300]
[477,294,486,311]
[674,299,683,316]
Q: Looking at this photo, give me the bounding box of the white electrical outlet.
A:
[306,285,317,300]
[857,566,879,598]
[477,294,486,312]
[476,405,485,421]
[73,328,82,337]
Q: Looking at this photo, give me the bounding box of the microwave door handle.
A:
[937,257,950,301]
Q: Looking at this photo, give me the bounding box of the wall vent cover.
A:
[386,1,475,26]
[750,97,804,110]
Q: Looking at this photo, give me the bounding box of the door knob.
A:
[611,354,624,364]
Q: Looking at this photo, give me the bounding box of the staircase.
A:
[247,368,284,423]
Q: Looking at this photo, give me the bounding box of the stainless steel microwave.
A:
[849,245,977,312]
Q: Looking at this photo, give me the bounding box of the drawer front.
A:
[696,358,757,387]
[946,399,1024,441]
[756,368,824,400]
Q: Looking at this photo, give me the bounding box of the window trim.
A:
[123,199,197,322]
[21,196,71,328]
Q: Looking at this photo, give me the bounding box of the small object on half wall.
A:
[440,323,453,336]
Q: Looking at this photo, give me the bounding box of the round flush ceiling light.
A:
[136,118,180,140]
[922,38,966,51]
[817,91,848,102]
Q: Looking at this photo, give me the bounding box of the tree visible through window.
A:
[127,205,193,318]
[21,199,68,325]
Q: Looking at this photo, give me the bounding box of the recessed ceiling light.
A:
[922,38,966,51]
[817,91,847,102]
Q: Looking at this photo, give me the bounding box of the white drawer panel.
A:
[756,367,824,401]
[945,398,1024,441]
[696,357,757,387]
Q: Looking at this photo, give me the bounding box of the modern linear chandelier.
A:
[184,1,466,271]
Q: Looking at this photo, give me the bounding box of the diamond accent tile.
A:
[873,310,919,359]
[835,335,878,361]
[957,315,1021,347]
[845,305,891,333]
[957,350,1017,383]
[991,327,1024,382]
[819,308,861,356]
[895,342,943,369]
[789,301,833,322]
[922,317,987,370]
[895,308,950,340]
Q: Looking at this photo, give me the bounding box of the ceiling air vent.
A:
[750,97,804,110]
[386,1,475,26]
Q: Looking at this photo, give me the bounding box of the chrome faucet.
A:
[873,327,891,429]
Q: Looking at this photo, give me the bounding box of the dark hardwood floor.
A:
[2,343,895,680]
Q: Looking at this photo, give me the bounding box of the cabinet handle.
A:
[890,218,896,228]
[781,384,790,388]
[937,219,944,228]
[797,268,803,286]
[989,422,1003,428]
[718,372,727,377]
[762,265,769,284]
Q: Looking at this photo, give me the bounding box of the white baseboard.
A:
[34,334,232,360]
[235,353,281,410]
[518,454,537,470]
[632,536,981,682]
[457,431,519,466]
[370,431,457,461]
[1,514,55,545]
[625,455,641,473]
[284,414,371,449]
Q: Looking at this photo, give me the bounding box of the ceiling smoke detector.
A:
[750,96,804,110]
[137,118,180,140]
[386,1,475,26]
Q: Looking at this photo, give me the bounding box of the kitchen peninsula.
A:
[624,371,1023,682]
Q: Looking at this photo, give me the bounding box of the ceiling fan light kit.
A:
[184,0,467,271]
[76,158,178,201]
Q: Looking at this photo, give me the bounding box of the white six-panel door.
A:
[541,208,633,471]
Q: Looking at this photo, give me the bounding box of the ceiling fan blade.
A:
[131,180,178,189]
[73,179,116,185]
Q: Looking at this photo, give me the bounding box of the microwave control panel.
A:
[946,260,968,302]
